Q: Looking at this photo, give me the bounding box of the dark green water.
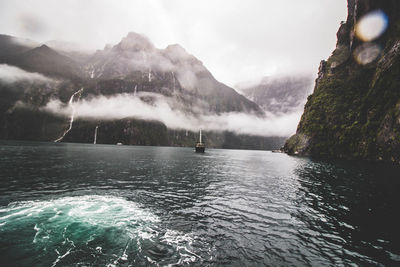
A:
[0,140,399,266]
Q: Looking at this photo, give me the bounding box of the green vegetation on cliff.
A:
[285,0,400,163]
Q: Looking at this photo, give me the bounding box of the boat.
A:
[195,130,205,153]
[116,142,123,145]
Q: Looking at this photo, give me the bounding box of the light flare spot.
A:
[354,43,382,65]
[355,10,389,42]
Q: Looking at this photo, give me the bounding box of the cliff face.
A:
[284,0,400,163]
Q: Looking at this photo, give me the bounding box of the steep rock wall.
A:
[284,0,400,163]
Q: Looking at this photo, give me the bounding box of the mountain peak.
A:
[164,43,200,65]
[115,32,155,52]
[38,44,51,50]
[29,44,61,57]
[165,44,186,53]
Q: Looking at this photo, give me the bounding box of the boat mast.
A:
[199,129,202,144]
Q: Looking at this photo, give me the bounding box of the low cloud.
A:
[0,64,53,84]
[0,0,347,86]
[42,92,299,137]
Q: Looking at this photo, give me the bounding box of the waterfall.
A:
[93,126,98,144]
[54,88,84,142]
[172,72,176,91]
[148,68,152,82]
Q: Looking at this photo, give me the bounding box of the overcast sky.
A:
[0,0,347,87]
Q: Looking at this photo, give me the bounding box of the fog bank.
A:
[0,64,53,84]
[43,92,299,137]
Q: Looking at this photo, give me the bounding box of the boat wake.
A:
[0,195,206,266]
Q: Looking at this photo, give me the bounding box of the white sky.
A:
[0,0,347,87]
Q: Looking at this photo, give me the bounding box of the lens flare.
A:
[355,10,389,42]
[354,42,382,65]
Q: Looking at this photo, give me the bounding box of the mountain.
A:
[44,40,94,65]
[85,32,263,114]
[0,44,82,79]
[0,34,38,57]
[0,33,284,150]
[238,75,314,114]
[284,0,400,163]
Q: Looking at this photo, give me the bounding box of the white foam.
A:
[51,247,72,267]
[1,195,206,265]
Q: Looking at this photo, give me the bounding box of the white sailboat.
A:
[195,130,205,153]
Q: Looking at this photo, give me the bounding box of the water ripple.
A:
[0,141,399,266]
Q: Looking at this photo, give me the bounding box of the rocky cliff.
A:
[284,0,400,163]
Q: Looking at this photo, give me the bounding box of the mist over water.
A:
[42,92,300,137]
[1,141,399,266]
[0,64,53,84]
[0,64,301,137]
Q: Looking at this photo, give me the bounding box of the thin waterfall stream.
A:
[54,88,84,142]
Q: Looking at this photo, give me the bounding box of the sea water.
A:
[0,141,399,266]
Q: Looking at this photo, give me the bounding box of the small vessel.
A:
[195,130,205,153]
[116,142,123,146]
